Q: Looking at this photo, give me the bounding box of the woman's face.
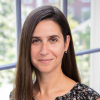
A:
[31,20,70,73]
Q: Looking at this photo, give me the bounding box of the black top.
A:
[9,83,100,100]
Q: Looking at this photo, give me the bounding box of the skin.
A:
[31,19,77,100]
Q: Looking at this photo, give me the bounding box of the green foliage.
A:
[68,14,79,29]
[0,69,15,87]
[0,0,16,87]
[73,26,90,51]
[72,25,90,85]
[0,0,16,65]
[68,0,73,4]
[68,0,81,4]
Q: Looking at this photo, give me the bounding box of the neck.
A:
[34,68,65,96]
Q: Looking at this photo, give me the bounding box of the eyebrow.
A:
[32,35,60,39]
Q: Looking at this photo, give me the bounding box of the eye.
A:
[32,39,40,43]
[50,38,57,42]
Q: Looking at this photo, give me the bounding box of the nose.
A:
[40,43,49,56]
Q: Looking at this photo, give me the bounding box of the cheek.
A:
[50,42,65,58]
[31,45,41,67]
[31,45,34,58]
[31,45,39,60]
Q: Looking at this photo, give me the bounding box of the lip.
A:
[38,59,53,64]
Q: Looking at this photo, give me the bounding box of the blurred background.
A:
[0,0,100,99]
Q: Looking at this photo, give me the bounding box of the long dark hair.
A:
[13,5,81,100]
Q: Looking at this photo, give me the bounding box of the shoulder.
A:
[71,83,100,100]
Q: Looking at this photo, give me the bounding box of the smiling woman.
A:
[9,5,100,100]
[31,20,70,73]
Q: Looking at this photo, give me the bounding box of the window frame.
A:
[23,0,33,4]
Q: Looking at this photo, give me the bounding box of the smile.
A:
[38,59,53,64]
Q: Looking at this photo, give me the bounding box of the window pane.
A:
[0,0,16,65]
[76,52,100,93]
[68,0,91,52]
[76,54,90,86]
[0,69,15,99]
[21,0,61,25]
[81,0,90,3]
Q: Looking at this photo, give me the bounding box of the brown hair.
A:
[13,5,81,100]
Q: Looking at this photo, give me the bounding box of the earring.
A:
[65,51,67,53]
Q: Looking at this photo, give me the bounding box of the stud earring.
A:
[65,51,67,53]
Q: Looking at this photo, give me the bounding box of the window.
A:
[0,69,15,99]
[68,0,74,3]
[81,7,90,22]
[0,0,17,99]
[68,0,91,85]
[21,0,61,24]
[23,0,33,4]
[81,0,90,3]
[48,0,58,3]
[68,7,74,17]
[76,54,90,85]
[68,0,100,93]
[0,0,16,65]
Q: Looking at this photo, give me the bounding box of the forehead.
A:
[33,19,62,37]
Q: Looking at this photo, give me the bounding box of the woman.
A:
[9,5,100,100]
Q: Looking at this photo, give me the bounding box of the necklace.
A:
[36,78,65,100]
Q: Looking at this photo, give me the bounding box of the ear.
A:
[64,35,70,52]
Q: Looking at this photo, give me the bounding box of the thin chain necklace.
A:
[36,78,65,100]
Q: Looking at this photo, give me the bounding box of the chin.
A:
[38,68,52,73]
[36,66,54,73]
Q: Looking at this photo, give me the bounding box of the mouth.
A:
[38,59,53,64]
